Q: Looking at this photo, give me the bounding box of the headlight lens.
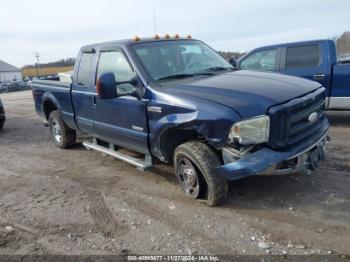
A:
[228,115,270,145]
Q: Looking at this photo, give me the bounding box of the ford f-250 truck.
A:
[237,39,350,110]
[32,36,329,206]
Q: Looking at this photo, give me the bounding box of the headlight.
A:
[228,115,270,145]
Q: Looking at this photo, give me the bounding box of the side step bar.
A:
[83,137,153,171]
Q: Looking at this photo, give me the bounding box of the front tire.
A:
[174,141,228,206]
[49,110,76,148]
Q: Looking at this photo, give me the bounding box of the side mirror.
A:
[96,72,118,99]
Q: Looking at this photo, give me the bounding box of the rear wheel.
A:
[49,110,76,148]
[174,141,228,206]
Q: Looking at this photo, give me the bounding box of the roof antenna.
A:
[153,10,157,35]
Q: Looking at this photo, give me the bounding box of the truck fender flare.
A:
[41,93,61,119]
[158,126,199,162]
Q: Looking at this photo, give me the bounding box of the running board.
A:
[83,138,153,171]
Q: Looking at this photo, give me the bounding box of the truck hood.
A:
[164,70,322,118]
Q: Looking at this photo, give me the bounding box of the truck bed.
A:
[32,80,75,128]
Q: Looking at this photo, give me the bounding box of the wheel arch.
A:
[42,93,60,120]
[159,127,203,162]
[157,121,229,163]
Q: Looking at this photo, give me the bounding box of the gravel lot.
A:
[0,90,349,255]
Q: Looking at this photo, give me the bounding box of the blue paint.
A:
[237,39,350,109]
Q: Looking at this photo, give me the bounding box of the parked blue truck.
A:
[237,39,350,110]
[32,36,329,206]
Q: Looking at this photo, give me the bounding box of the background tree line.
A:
[23,58,76,69]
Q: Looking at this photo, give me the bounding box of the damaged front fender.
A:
[147,89,241,161]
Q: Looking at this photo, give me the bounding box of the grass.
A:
[22,66,74,78]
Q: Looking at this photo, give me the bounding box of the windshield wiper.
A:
[204,66,234,71]
[157,72,214,81]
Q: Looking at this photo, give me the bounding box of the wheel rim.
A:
[177,158,200,199]
[52,119,62,142]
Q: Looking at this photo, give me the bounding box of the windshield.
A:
[131,40,233,81]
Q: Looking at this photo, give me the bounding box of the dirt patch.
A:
[0,91,349,255]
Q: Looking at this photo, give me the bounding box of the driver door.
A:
[92,47,149,154]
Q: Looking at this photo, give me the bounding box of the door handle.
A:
[92,96,96,106]
[313,74,325,81]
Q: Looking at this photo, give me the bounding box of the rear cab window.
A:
[285,45,321,68]
[76,52,95,87]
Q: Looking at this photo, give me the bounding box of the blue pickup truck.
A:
[237,39,350,110]
[32,36,329,206]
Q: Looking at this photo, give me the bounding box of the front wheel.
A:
[174,141,228,206]
[48,110,76,148]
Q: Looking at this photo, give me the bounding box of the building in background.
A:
[0,60,22,82]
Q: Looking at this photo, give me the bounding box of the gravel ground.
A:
[0,90,349,256]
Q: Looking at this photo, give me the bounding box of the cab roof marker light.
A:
[164,34,170,39]
[133,36,140,41]
[174,34,180,39]
[154,34,160,39]
[187,34,192,39]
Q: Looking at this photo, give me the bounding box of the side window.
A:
[97,50,136,94]
[76,53,94,86]
[285,45,320,68]
[240,49,277,71]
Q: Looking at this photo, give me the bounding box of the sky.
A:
[0,0,349,67]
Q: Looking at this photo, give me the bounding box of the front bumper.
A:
[216,118,329,181]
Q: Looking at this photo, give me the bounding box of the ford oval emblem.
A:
[308,112,318,123]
